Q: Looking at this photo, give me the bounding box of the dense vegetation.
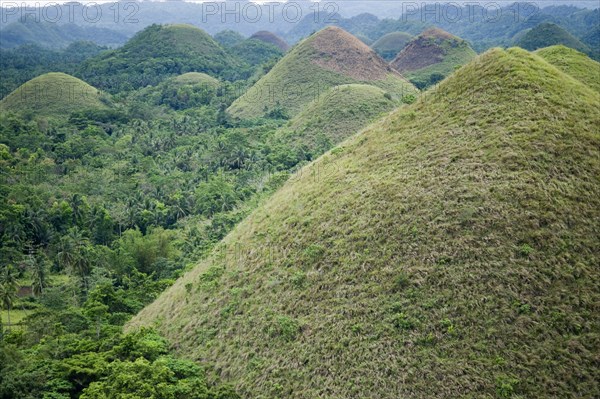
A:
[0,42,107,100]
[78,24,239,93]
[130,47,600,398]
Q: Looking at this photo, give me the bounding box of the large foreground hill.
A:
[129,48,599,398]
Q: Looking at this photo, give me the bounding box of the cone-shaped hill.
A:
[250,31,289,51]
[0,72,109,117]
[516,22,590,53]
[371,31,414,61]
[535,45,600,92]
[78,24,235,93]
[391,28,476,89]
[270,84,398,159]
[128,47,599,398]
[227,26,417,119]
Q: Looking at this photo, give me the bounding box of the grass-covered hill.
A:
[78,24,236,93]
[227,26,417,119]
[391,27,477,89]
[535,45,600,92]
[0,72,109,117]
[371,31,414,61]
[228,38,284,68]
[128,47,600,398]
[270,84,399,159]
[516,22,590,53]
[249,31,289,52]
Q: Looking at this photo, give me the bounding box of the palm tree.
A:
[0,266,19,331]
[28,254,48,297]
[57,228,93,293]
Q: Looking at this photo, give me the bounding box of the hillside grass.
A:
[171,72,220,87]
[1,309,32,325]
[227,27,417,119]
[271,84,399,157]
[129,48,599,398]
[535,45,600,92]
[0,72,109,118]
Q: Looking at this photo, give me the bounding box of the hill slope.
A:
[0,72,109,117]
[227,26,417,119]
[535,45,600,92]
[0,20,127,49]
[371,31,414,61]
[78,24,234,93]
[516,22,590,53]
[271,84,398,159]
[249,31,289,51]
[391,28,477,89]
[129,48,600,398]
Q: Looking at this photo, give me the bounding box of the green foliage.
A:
[78,24,238,93]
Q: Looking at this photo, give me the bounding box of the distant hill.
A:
[227,26,417,119]
[270,84,398,160]
[0,72,109,117]
[129,47,600,398]
[371,32,413,61]
[0,20,128,49]
[213,30,246,47]
[250,31,289,51]
[78,24,236,93]
[516,22,590,53]
[391,27,477,89]
[228,38,284,68]
[535,45,600,92]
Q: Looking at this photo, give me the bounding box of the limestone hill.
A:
[249,31,289,52]
[535,45,600,92]
[371,31,414,61]
[0,72,109,117]
[391,27,476,89]
[271,84,398,159]
[78,24,234,93]
[516,22,590,53]
[129,48,600,398]
[227,26,417,119]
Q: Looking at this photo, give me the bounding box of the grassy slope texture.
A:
[250,31,290,52]
[129,47,600,398]
[371,31,414,61]
[517,22,591,54]
[535,45,600,93]
[227,26,417,119]
[391,28,477,89]
[271,84,398,158]
[0,72,108,117]
[78,24,234,92]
